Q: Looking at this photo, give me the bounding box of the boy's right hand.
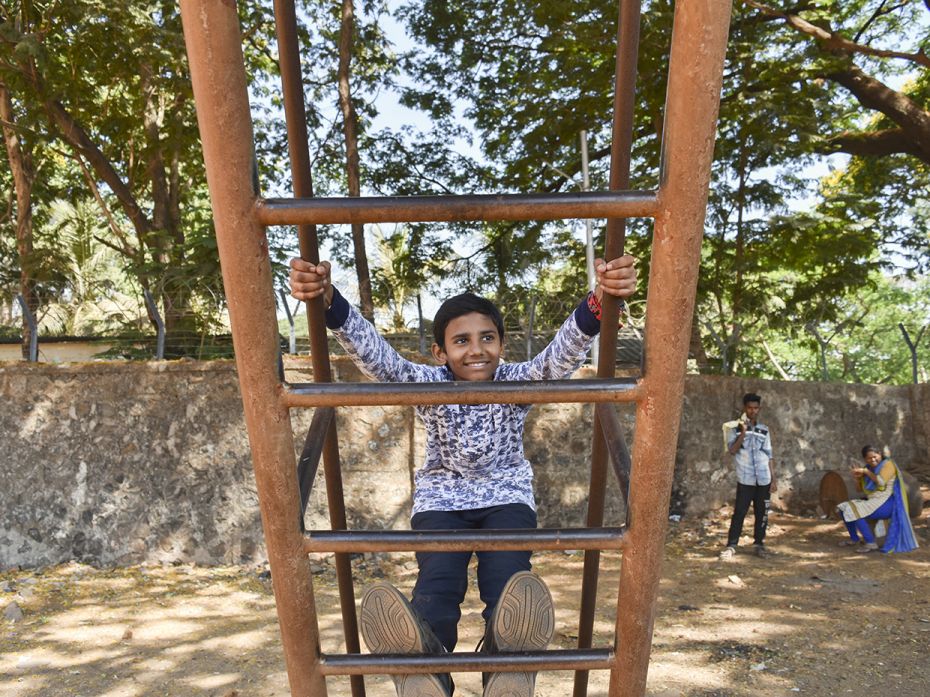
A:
[289,258,334,307]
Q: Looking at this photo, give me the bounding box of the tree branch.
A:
[816,127,925,159]
[828,65,930,161]
[745,0,930,67]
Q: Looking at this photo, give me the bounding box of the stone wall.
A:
[1,360,925,568]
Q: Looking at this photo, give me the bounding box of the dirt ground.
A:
[3,508,929,697]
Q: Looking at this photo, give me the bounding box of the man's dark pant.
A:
[726,482,771,548]
[410,503,536,652]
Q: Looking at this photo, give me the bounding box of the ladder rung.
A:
[284,378,641,408]
[302,527,625,554]
[256,190,658,226]
[318,649,615,675]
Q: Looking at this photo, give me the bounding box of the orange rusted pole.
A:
[178,3,325,695]
[610,1,733,696]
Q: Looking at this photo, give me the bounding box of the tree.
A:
[369,223,448,332]
[744,0,930,272]
[746,0,930,163]
[0,2,219,352]
[0,77,36,356]
[337,0,375,320]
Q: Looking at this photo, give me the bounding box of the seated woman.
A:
[836,445,919,554]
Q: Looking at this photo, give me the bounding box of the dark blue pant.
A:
[845,496,894,543]
[410,503,536,652]
[726,482,770,548]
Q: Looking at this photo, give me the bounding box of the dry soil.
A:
[2,509,929,697]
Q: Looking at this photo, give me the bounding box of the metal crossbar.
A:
[302,527,626,554]
[284,377,641,408]
[256,190,658,225]
[178,0,733,695]
[318,649,615,675]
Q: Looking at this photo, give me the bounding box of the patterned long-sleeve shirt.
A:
[325,289,601,514]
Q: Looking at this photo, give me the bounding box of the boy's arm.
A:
[509,255,637,380]
[727,423,746,455]
[290,258,435,383]
[327,289,433,382]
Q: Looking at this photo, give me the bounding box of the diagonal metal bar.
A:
[595,403,632,504]
[284,378,642,408]
[256,190,657,226]
[302,527,626,554]
[297,407,336,530]
[319,649,615,675]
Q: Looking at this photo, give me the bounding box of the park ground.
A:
[2,506,929,697]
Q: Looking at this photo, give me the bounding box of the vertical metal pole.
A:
[579,130,596,294]
[272,3,364,696]
[579,130,598,367]
[574,0,640,694]
[178,3,326,696]
[610,1,732,696]
[417,293,427,355]
[526,295,536,360]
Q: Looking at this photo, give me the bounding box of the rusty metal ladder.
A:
[178,1,732,696]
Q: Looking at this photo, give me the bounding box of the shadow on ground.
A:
[2,509,929,697]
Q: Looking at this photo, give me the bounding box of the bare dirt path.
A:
[3,510,928,697]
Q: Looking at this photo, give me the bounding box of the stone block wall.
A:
[1,360,925,568]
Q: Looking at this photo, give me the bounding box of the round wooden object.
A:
[819,469,923,520]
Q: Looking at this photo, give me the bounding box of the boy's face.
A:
[431,312,503,381]
[744,401,761,422]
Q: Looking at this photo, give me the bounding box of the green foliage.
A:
[738,273,930,383]
[1,0,927,381]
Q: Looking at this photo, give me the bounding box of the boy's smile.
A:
[431,312,503,381]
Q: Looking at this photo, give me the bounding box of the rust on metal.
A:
[302,527,626,554]
[319,649,615,675]
[610,1,733,696]
[256,190,657,226]
[178,2,327,695]
[574,0,644,692]
[284,378,642,408]
[594,403,632,501]
[297,406,335,524]
[272,2,365,694]
[181,0,732,693]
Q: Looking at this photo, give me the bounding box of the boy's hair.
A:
[861,444,881,458]
[742,392,761,405]
[433,292,505,348]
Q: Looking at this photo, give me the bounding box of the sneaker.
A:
[856,542,880,554]
[718,546,736,561]
[359,582,450,697]
[482,571,554,697]
[753,544,769,558]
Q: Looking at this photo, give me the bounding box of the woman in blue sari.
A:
[836,445,919,554]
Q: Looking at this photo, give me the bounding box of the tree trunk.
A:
[0,81,37,359]
[337,0,374,321]
[688,308,712,373]
[142,63,194,351]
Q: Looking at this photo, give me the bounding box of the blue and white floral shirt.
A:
[325,289,601,514]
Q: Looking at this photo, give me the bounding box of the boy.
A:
[289,255,637,697]
[719,392,777,560]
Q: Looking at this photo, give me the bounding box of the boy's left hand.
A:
[594,255,637,300]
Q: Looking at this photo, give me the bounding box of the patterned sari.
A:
[837,458,919,554]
